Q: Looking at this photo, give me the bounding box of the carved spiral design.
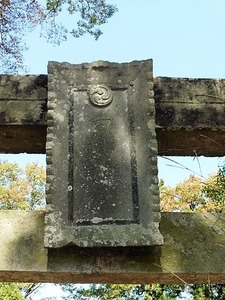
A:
[88,85,113,107]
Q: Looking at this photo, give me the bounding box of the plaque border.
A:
[67,87,140,226]
[44,60,164,248]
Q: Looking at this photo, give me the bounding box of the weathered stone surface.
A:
[154,76,225,156]
[154,76,225,129]
[0,74,47,153]
[45,60,163,247]
[0,65,224,283]
[0,74,225,155]
[0,75,47,125]
[0,211,225,283]
[0,211,47,273]
[0,125,46,154]
[0,74,47,100]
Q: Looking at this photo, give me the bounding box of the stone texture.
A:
[155,76,225,156]
[154,77,225,129]
[0,74,47,153]
[0,211,47,273]
[0,75,47,125]
[0,74,225,155]
[45,60,163,247]
[0,211,225,284]
[0,65,225,282]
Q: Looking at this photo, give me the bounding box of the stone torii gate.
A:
[0,59,225,284]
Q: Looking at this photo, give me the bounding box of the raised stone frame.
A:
[44,60,164,248]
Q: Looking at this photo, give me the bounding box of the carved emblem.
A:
[88,85,113,107]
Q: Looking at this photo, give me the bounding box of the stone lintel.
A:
[0,74,47,154]
[155,76,225,156]
[1,74,225,155]
[0,211,225,284]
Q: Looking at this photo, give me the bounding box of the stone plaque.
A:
[44,60,164,247]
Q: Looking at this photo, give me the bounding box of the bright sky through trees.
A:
[0,1,224,297]
[1,0,223,186]
[24,0,225,78]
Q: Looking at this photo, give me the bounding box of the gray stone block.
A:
[44,60,163,247]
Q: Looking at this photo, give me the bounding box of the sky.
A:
[24,0,225,78]
[1,1,225,298]
[1,0,224,186]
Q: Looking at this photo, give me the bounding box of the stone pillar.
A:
[44,60,163,247]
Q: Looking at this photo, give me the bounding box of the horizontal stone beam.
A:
[0,75,47,154]
[0,75,225,155]
[0,211,225,284]
[155,77,225,156]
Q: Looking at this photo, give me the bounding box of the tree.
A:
[0,161,45,210]
[0,0,117,73]
[0,159,225,299]
[0,160,45,299]
[160,171,225,213]
[0,282,24,300]
[58,283,184,300]
[188,284,225,300]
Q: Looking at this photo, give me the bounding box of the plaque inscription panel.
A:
[45,60,164,247]
[70,89,138,225]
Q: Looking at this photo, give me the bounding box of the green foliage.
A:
[0,161,45,210]
[202,164,225,212]
[0,0,117,73]
[25,163,46,210]
[0,0,43,73]
[0,282,24,300]
[44,0,117,42]
[60,283,183,299]
[0,159,224,299]
[189,284,225,299]
[0,161,45,299]
[160,175,206,212]
[160,167,225,213]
